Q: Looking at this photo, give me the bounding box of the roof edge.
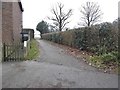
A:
[18,1,24,12]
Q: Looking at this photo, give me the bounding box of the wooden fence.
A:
[2,43,25,62]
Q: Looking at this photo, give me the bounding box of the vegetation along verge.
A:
[25,39,40,60]
[41,23,119,74]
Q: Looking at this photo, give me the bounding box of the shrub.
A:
[42,23,118,55]
[101,53,117,64]
[90,55,102,65]
[90,52,118,65]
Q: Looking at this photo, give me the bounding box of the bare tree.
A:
[80,2,103,27]
[49,3,72,31]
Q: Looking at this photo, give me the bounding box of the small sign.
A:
[23,34,29,37]
[24,41,27,47]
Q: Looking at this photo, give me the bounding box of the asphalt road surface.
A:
[2,40,118,88]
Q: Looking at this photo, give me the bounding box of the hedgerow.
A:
[42,23,118,56]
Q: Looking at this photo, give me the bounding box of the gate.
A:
[2,43,25,62]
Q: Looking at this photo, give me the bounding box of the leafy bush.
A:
[42,22,118,55]
[89,55,102,65]
[90,52,118,65]
[101,53,117,64]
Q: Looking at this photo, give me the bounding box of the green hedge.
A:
[42,26,118,55]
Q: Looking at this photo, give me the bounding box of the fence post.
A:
[3,43,6,62]
[14,44,16,61]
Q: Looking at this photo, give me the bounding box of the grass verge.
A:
[26,39,40,60]
[88,51,119,74]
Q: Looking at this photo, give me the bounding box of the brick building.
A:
[2,0,23,44]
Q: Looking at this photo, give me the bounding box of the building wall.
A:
[0,1,2,62]
[2,2,13,44]
[2,2,23,44]
[12,2,22,43]
[0,1,2,43]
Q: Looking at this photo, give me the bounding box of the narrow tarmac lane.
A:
[2,40,118,88]
[38,40,98,72]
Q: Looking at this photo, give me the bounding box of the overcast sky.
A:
[21,0,119,32]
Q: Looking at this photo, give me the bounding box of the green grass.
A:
[89,51,119,73]
[26,39,40,60]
